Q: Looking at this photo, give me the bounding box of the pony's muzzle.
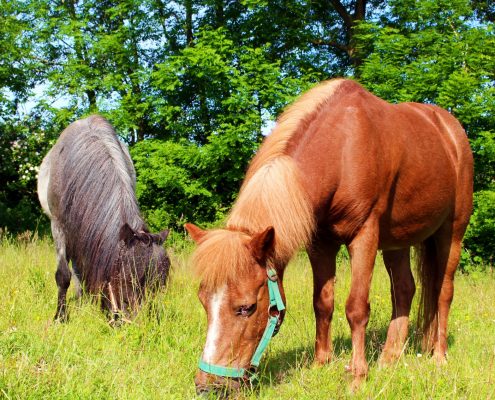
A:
[194,371,242,397]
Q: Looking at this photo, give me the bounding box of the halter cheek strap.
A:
[198,268,286,381]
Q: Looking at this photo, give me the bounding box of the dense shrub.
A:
[462,190,495,268]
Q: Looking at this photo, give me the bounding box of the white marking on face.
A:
[203,286,226,363]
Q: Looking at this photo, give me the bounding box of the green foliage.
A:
[463,190,495,267]
[131,27,316,231]
[130,139,221,231]
[355,0,495,190]
[0,120,54,233]
[150,27,315,143]
[0,0,493,264]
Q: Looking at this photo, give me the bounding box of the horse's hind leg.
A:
[379,248,415,366]
[52,221,71,321]
[308,239,339,364]
[432,228,463,364]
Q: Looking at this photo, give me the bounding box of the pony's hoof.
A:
[433,351,448,366]
[313,353,332,366]
[350,375,366,393]
[108,318,122,328]
[53,314,68,323]
[377,352,399,369]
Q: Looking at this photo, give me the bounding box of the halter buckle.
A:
[267,267,278,281]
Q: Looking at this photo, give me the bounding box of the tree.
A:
[355,0,495,263]
[133,28,316,230]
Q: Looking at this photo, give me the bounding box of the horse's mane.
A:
[191,229,252,289]
[193,79,346,288]
[55,115,144,291]
[243,78,346,180]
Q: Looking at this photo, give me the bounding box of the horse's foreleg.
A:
[308,241,338,364]
[345,222,378,387]
[379,248,415,366]
[52,221,71,322]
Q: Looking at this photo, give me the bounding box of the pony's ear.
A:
[155,229,169,245]
[184,223,207,243]
[119,223,136,245]
[249,226,275,264]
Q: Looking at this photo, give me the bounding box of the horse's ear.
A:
[120,223,136,245]
[184,223,206,243]
[156,229,169,245]
[249,226,275,264]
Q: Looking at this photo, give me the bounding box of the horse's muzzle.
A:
[194,371,242,397]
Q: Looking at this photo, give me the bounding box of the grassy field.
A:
[0,236,494,399]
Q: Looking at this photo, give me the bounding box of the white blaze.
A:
[203,286,226,363]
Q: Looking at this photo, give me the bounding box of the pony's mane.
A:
[56,115,144,291]
[193,80,347,288]
[191,229,252,290]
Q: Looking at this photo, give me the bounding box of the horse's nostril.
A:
[195,386,210,397]
[196,385,230,399]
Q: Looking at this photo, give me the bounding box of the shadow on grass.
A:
[252,323,457,392]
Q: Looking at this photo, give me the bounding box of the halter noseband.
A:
[198,267,286,381]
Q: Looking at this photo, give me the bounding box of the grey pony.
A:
[38,115,170,321]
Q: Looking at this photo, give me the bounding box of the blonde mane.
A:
[193,79,346,287]
[191,229,252,290]
[245,78,345,180]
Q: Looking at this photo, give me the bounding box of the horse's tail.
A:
[415,237,439,353]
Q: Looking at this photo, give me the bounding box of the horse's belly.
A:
[377,182,455,249]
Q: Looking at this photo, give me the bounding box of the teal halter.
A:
[198,268,286,381]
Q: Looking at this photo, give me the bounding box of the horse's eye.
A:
[236,303,257,317]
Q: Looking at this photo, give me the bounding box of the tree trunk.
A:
[185,0,193,45]
[325,0,369,71]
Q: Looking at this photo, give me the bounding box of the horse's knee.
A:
[345,299,370,329]
[405,279,416,300]
[55,264,71,289]
[396,279,416,308]
[314,290,334,319]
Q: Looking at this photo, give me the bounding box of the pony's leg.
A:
[52,221,71,321]
[71,263,83,300]
[379,248,415,366]
[432,230,463,364]
[308,240,339,364]
[345,221,379,386]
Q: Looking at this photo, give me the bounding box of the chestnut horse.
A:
[186,79,473,393]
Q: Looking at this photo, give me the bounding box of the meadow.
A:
[0,235,494,399]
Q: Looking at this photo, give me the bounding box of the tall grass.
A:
[0,236,494,399]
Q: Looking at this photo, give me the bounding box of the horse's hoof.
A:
[53,314,68,323]
[350,375,366,393]
[313,353,332,366]
[377,352,399,369]
[433,351,448,366]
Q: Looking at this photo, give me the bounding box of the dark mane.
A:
[55,115,145,291]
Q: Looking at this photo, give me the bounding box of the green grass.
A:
[0,237,494,399]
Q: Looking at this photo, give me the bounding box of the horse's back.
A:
[289,80,473,247]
